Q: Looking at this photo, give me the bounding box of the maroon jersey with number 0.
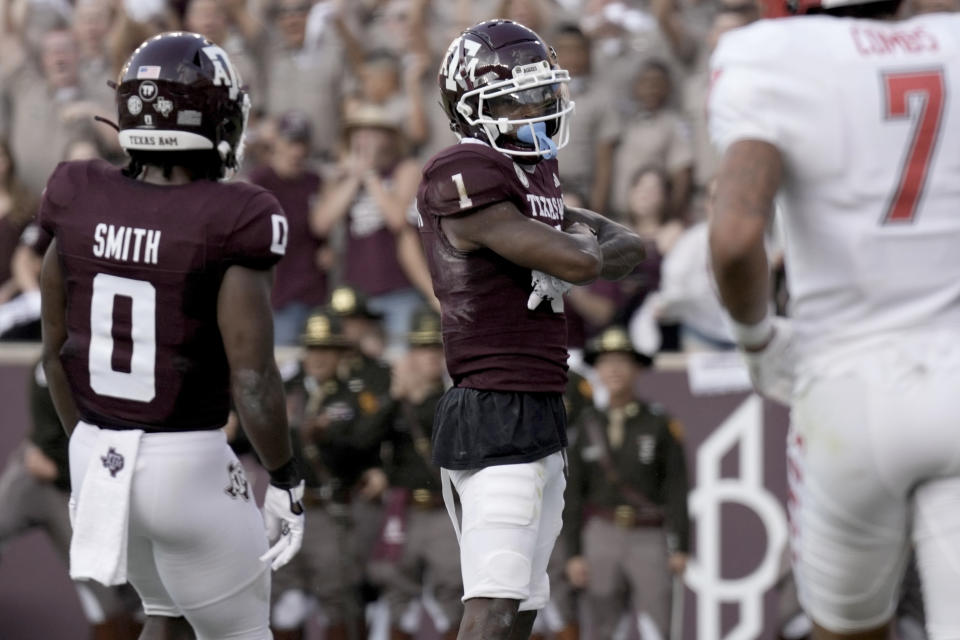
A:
[39,159,286,432]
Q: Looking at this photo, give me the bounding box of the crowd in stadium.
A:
[0,0,955,638]
[0,0,771,354]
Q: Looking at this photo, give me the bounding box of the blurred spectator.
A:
[104,5,180,79]
[263,0,345,160]
[656,0,759,220]
[313,104,432,351]
[0,223,45,340]
[344,48,431,149]
[0,138,37,305]
[365,0,433,56]
[0,362,142,637]
[184,0,266,109]
[611,59,694,220]
[72,0,115,103]
[627,166,683,258]
[579,0,680,109]
[329,284,390,367]
[553,24,619,214]
[565,326,690,640]
[248,111,330,345]
[1,27,112,196]
[615,168,685,349]
[0,130,110,341]
[496,0,570,36]
[629,179,737,353]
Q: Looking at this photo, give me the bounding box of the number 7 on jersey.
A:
[881,69,945,224]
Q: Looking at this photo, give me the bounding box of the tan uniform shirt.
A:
[560,78,622,200]
[264,39,344,160]
[611,108,694,217]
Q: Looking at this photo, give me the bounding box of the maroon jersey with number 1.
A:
[417,140,568,393]
[38,159,287,432]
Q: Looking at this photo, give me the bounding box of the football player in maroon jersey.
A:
[39,33,304,640]
[418,20,646,640]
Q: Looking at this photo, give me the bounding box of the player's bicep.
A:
[711,139,781,256]
[443,202,600,284]
[218,265,277,374]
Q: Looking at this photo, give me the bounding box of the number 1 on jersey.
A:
[451,173,473,210]
[882,69,945,224]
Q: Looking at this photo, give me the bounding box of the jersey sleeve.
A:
[421,148,512,217]
[19,223,52,257]
[224,190,288,270]
[708,24,793,154]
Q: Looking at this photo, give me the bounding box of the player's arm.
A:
[442,201,603,285]
[220,264,306,570]
[563,205,646,280]
[218,265,293,471]
[709,139,781,345]
[39,241,79,435]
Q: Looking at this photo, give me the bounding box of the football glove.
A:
[527,270,572,313]
[260,461,305,571]
[737,317,796,405]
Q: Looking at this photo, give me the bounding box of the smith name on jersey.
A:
[417,140,569,393]
[38,159,288,432]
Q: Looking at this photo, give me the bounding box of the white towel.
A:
[70,427,144,586]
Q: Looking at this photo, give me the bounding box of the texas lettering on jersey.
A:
[38,159,286,431]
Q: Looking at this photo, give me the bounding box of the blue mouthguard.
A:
[516,122,558,160]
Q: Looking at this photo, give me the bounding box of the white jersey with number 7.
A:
[709,13,960,360]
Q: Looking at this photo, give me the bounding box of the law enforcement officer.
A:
[326,284,394,600]
[369,306,463,639]
[0,362,141,638]
[272,309,385,640]
[328,284,391,396]
[565,326,690,640]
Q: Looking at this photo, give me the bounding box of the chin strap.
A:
[516,122,558,159]
[93,115,120,132]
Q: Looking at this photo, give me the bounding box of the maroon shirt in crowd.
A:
[38,159,285,432]
[344,175,413,297]
[418,141,568,393]
[248,165,327,308]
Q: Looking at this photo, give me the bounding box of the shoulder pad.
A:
[421,144,514,217]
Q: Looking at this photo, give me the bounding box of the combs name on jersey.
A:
[92,223,161,265]
[526,194,564,224]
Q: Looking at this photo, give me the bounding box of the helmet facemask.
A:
[457,60,575,160]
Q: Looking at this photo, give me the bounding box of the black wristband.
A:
[268,457,302,490]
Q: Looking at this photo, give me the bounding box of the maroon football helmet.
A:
[116,32,250,178]
[438,20,574,160]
